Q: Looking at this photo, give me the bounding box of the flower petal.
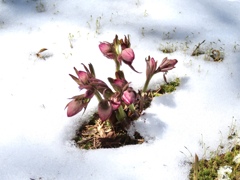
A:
[99,42,112,54]
[77,70,89,84]
[98,100,113,121]
[122,87,137,105]
[121,48,135,63]
[99,42,115,59]
[65,99,86,117]
[108,77,127,92]
[158,57,178,72]
[146,56,157,78]
[110,99,121,110]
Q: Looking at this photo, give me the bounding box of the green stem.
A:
[142,76,152,93]
[116,105,126,121]
[94,90,103,102]
[128,103,135,112]
[114,58,120,72]
[114,43,121,72]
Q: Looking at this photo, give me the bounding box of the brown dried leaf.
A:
[193,154,199,180]
[37,48,48,54]
[106,131,115,138]
[99,129,106,138]
[36,48,48,60]
[82,128,97,136]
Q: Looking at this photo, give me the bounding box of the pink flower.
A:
[108,77,128,92]
[69,64,94,88]
[110,96,121,110]
[99,42,115,59]
[120,48,135,63]
[98,100,113,121]
[65,95,89,117]
[99,42,111,54]
[118,48,140,73]
[75,70,89,84]
[122,87,137,105]
[157,57,178,72]
[144,56,178,89]
[145,56,157,79]
[145,56,178,76]
[66,63,110,118]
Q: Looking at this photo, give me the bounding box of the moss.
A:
[160,78,180,94]
[189,144,240,180]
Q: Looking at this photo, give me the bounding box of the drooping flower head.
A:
[145,56,177,79]
[157,57,178,73]
[99,34,140,73]
[143,56,178,91]
[66,63,110,118]
[65,94,91,117]
[99,42,115,59]
[98,100,113,121]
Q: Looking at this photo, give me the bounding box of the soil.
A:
[72,78,180,150]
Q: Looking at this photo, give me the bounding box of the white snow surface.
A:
[0,0,240,179]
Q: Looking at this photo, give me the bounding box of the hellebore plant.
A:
[66,35,178,129]
[99,35,139,73]
[143,56,178,92]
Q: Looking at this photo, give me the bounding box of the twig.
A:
[191,40,205,56]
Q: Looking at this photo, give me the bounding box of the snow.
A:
[0,0,240,179]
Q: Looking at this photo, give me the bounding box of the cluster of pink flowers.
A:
[98,35,139,73]
[66,35,178,123]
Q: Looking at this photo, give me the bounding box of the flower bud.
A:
[65,97,88,117]
[158,57,178,72]
[120,48,135,64]
[122,87,136,105]
[108,77,128,92]
[146,56,157,78]
[99,42,111,53]
[98,100,113,121]
[77,70,89,84]
[110,97,121,110]
[99,42,115,59]
[118,48,140,73]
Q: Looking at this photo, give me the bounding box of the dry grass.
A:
[72,78,180,149]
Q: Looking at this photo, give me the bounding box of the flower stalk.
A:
[114,57,121,72]
[142,76,152,93]
[128,103,135,112]
[116,105,127,121]
[94,90,103,102]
